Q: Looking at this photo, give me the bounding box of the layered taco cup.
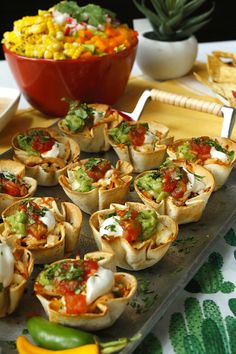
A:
[134,160,215,224]
[107,120,173,172]
[0,242,34,317]
[34,252,137,330]
[0,159,37,214]
[0,197,82,264]
[59,157,133,214]
[12,127,80,186]
[167,136,236,190]
[89,202,178,271]
[58,100,122,153]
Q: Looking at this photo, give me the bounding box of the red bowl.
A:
[3,41,137,117]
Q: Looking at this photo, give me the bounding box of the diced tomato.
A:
[162,174,178,193]
[190,141,211,161]
[56,280,78,295]
[171,180,187,199]
[1,180,21,197]
[128,125,147,146]
[120,219,142,243]
[65,293,87,314]
[86,160,111,181]
[32,134,55,153]
[83,259,99,278]
[117,209,139,220]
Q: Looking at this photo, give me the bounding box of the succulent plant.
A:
[133,0,215,41]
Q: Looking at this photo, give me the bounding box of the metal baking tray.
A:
[0,143,236,354]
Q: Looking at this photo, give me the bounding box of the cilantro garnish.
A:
[55,1,116,27]
[104,224,116,232]
[85,158,103,171]
[0,171,17,183]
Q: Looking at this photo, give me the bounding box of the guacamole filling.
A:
[5,200,52,242]
[61,100,96,133]
[68,158,112,192]
[137,160,192,204]
[108,121,149,146]
[17,130,56,156]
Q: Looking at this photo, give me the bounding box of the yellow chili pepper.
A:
[16,336,99,354]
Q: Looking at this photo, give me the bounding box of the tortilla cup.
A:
[89,202,178,271]
[134,162,215,224]
[12,127,80,186]
[0,159,37,214]
[167,137,236,190]
[0,197,82,264]
[58,159,133,214]
[0,247,34,318]
[58,104,122,153]
[34,254,137,330]
[107,121,173,172]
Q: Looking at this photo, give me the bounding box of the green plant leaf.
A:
[183,0,209,18]
[133,0,215,40]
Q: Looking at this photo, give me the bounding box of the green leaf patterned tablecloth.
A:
[134,222,236,354]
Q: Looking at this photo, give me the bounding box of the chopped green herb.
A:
[85,158,103,171]
[105,224,116,232]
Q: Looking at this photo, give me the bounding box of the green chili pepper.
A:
[26,316,95,350]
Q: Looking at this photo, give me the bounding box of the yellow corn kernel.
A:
[53,52,66,60]
[56,31,64,41]
[44,50,53,59]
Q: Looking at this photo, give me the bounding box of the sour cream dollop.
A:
[144,130,156,144]
[0,243,14,288]
[86,266,114,304]
[99,216,123,237]
[39,209,56,231]
[41,142,65,158]
[210,147,228,162]
[185,169,205,194]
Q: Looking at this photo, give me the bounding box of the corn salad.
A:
[2,2,138,60]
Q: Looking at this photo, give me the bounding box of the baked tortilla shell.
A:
[1,198,82,264]
[36,272,137,330]
[58,160,133,214]
[58,105,121,153]
[0,248,34,318]
[107,121,173,172]
[89,202,178,270]
[134,163,215,224]
[12,128,80,186]
[167,137,236,191]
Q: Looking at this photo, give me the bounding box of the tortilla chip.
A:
[207,55,236,83]
[194,72,236,108]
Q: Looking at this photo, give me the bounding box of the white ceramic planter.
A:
[136,32,198,80]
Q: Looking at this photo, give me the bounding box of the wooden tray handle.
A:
[150,88,223,117]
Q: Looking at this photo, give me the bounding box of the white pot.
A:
[136,32,198,80]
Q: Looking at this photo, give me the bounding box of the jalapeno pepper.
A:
[26,316,94,350]
[26,316,139,353]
